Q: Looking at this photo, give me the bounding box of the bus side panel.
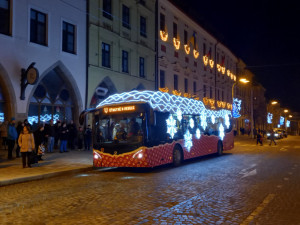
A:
[223,130,234,151]
[183,135,219,160]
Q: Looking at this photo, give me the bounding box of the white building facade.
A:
[0,0,86,126]
[157,0,237,111]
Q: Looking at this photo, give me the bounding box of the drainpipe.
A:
[155,0,158,91]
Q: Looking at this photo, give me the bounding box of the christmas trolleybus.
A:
[80,90,234,168]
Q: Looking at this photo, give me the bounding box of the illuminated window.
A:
[140,16,147,37]
[62,21,76,54]
[122,4,130,29]
[203,43,206,56]
[184,30,188,45]
[160,70,165,88]
[0,0,11,35]
[184,78,188,93]
[174,74,178,90]
[122,50,129,73]
[30,9,47,46]
[103,0,112,20]
[139,57,145,78]
[102,42,111,68]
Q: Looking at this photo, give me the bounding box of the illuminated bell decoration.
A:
[221,101,226,108]
[221,67,226,74]
[196,128,201,139]
[159,87,169,93]
[173,38,180,50]
[177,109,182,121]
[166,115,177,139]
[184,44,190,54]
[172,90,182,96]
[184,130,193,152]
[227,69,231,76]
[193,49,199,59]
[209,59,214,68]
[231,74,234,80]
[183,93,191,98]
[189,118,194,128]
[219,124,225,140]
[209,99,215,107]
[234,75,236,81]
[217,64,221,72]
[267,113,273,124]
[160,30,168,42]
[203,55,208,66]
[203,97,209,105]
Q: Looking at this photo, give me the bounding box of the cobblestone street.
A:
[1,136,300,225]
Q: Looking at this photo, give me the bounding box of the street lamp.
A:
[271,101,278,105]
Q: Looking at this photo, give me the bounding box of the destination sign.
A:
[103,105,136,114]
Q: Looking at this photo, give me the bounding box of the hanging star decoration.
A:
[166,115,177,139]
[211,115,215,124]
[189,118,194,129]
[201,113,207,130]
[196,128,201,139]
[176,109,182,121]
[219,124,225,140]
[184,130,193,151]
[225,114,230,129]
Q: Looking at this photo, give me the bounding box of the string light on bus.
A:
[184,130,193,152]
[166,115,177,139]
[219,124,225,140]
[211,115,215,124]
[189,118,195,128]
[196,128,201,139]
[225,114,230,129]
[177,109,182,121]
[201,113,207,130]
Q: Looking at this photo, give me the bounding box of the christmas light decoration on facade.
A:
[209,59,214,68]
[160,30,168,42]
[173,38,180,50]
[232,98,242,118]
[166,115,177,139]
[203,55,208,66]
[159,87,169,93]
[172,90,181,96]
[184,130,193,151]
[28,114,60,125]
[217,64,221,72]
[219,124,225,140]
[221,66,226,74]
[193,49,199,59]
[196,128,201,139]
[227,69,231,76]
[267,113,273,124]
[184,44,190,54]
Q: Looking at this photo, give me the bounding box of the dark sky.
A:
[172,0,300,112]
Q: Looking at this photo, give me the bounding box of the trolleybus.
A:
[80,90,234,168]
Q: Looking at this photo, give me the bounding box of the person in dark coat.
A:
[67,120,77,150]
[45,119,55,153]
[7,117,18,160]
[34,124,45,160]
[16,121,24,158]
[54,120,61,149]
[77,126,84,150]
[84,125,92,151]
[59,122,69,153]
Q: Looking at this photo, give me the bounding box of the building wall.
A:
[157,0,237,109]
[0,0,86,123]
[87,0,156,108]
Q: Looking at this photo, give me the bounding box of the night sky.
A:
[172,0,300,112]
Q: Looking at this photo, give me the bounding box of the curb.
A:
[0,166,94,187]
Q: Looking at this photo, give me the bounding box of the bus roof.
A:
[96,90,231,118]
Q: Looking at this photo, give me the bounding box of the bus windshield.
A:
[93,112,145,154]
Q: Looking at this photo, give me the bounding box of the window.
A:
[103,0,112,20]
[30,9,47,46]
[217,89,220,100]
[139,57,145,78]
[203,43,206,56]
[0,0,11,35]
[174,74,178,90]
[184,78,188,93]
[102,42,111,68]
[210,86,213,98]
[140,16,147,37]
[160,70,165,88]
[122,5,130,29]
[184,30,188,45]
[203,85,206,97]
[193,81,196,94]
[160,13,165,31]
[122,50,129,73]
[62,21,76,54]
[173,23,177,38]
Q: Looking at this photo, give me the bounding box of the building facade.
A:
[157,0,237,111]
[0,0,87,127]
[87,0,156,109]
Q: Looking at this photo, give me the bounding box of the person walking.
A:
[18,125,35,168]
[7,118,18,160]
[45,119,55,153]
[84,125,92,151]
[0,120,8,150]
[59,122,69,153]
[269,130,277,146]
[34,124,45,161]
[256,131,263,146]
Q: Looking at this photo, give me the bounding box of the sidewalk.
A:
[0,148,93,187]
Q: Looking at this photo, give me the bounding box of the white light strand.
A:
[184,130,193,152]
[28,114,60,125]
[219,124,225,140]
[225,114,230,129]
[166,115,177,139]
[196,128,201,139]
[211,115,215,124]
[189,118,194,129]
[200,112,207,130]
[176,109,182,121]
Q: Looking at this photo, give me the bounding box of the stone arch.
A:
[90,76,117,108]
[27,61,83,127]
[0,63,17,120]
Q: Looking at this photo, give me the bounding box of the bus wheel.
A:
[217,141,223,156]
[173,145,183,166]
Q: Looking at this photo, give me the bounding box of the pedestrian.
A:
[59,122,69,153]
[45,119,55,153]
[67,120,77,150]
[84,125,92,151]
[18,125,35,168]
[7,117,18,159]
[54,120,61,149]
[34,124,46,161]
[0,120,8,149]
[24,119,32,131]
[77,126,84,150]
[256,132,263,146]
[269,130,277,146]
[15,121,24,158]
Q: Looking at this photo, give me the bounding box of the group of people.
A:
[0,118,92,168]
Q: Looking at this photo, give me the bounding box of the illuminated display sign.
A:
[280,116,284,125]
[267,113,273,124]
[103,105,136,114]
